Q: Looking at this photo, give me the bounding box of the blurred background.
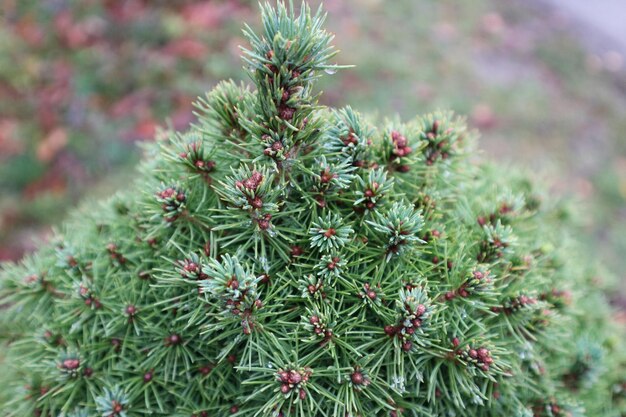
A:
[1,0,625,295]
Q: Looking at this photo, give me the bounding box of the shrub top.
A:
[1,2,624,417]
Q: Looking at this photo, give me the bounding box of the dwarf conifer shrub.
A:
[1,3,625,417]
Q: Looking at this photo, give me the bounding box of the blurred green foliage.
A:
[0,0,252,258]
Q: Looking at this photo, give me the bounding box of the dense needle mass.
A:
[1,2,624,417]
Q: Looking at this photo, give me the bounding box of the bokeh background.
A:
[1,0,625,296]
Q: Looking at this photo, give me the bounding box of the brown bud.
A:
[402,341,413,352]
[351,371,364,385]
[62,358,80,370]
[384,325,396,336]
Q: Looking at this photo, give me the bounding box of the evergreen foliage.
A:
[1,2,625,416]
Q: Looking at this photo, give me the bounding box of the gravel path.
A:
[544,0,626,59]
